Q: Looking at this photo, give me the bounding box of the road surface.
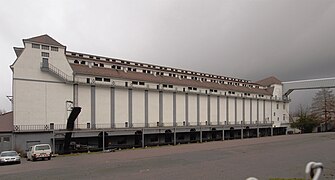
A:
[1,132,334,180]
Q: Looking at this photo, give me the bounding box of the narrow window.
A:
[41,52,49,57]
[42,45,49,50]
[74,60,79,64]
[132,81,138,85]
[168,85,173,88]
[276,103,279,109]
[139,82,145,85]
[95,77,102,81]
[163,84,168,88]
[283,104,286,110]
[32,43,40,49]
[81,61,86,65]
[104,78,110,82]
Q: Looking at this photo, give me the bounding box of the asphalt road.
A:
[1,132,335,180]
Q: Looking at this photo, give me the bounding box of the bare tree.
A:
[291,105,318,133]
[311,88,335,131]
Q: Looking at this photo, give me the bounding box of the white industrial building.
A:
[9,35,289,153]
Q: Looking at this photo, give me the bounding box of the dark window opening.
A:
[74,60,79,64]
[86,78,90,83]
[80,61,86,65]
[139,82,145,86]
[95,77,102,81]
[32,43,40,49]
[100,63,104,67]
[132,81,138,85]
[104,78,110,82]
[168,85,173,88]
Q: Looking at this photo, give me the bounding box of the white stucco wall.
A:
[132,90,145,127]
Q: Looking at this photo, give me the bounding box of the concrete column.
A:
[128,89,132,127]
[250,99,252,124]
[207,95,211,125]
[257,99,259,125]
[102,129,105,151]
[111,87,115,128]
[242,98,245,124]
[271,126,273,136]
[174,127,177,146]
[173,92,176,127]
[200,127,203,143]
[226,97,229,124]
[159,91,163,126]
[263,100,266,124]
[235,97,237,124]
[257,127,260,138]
[52,131,55,153]
[222,129,225,141]
[145,90,148,127]
[197,94,200,126]
[185,93,189,126]
[241,128,243,139]
[91,86,96,128]
[142,128,145,148]
[217,96,220,125]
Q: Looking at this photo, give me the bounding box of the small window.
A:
[274,112,276,116]
[81,61,86,65]
[3,137,10,142]
[94,63,98,67]
[95,77,102,81]
[42,45,49,50]
[193,87,197,90]
[163,84,168,88]
[104,78,110,82]
[74,60,79,64]
[168,85,173,88]
[100,63,104,67]
[283,114,286,121]
[41,52,49,57]
[139,82,145,85]
[276,103,279,109]
[132,81,138,85]
[283,104,286,110]
[32,43,40,49]
[86,78,90,83]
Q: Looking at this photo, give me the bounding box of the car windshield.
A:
[35,145,50,150]
[1,151,17,157]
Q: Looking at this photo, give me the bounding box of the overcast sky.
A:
[1,0,335,113]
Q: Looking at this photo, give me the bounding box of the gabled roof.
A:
[256,76,282,86]
[71,64,273,95]
[0,111,13,132]
[23,34,64,47]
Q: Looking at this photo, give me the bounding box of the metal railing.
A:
[41,62,72,82]
[13,121,275,132]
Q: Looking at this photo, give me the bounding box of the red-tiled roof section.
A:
[71,64,272,95]
[23,34,64,47]
[0,111,13,132]
[256,76,282,86]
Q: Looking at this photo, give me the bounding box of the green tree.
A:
[291,105,318,133]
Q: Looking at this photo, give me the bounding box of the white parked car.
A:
[0,151,21,165]
[27,144,52,161]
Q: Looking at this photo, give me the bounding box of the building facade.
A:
[10,35,290,153]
